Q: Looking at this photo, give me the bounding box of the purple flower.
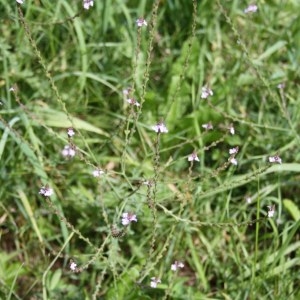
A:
[229,147,239,155]
[171,261,184,271]
[267,205,275,218]
[244,4,258,14]
[123,88,132,96]
[39,185,53,197]
[83,0,94,10]
[188,152,200,162]
[150,277,161,288]
[152,122,168,133]
[201,86,213,99]
[67,128,75,138]
[70,261,77,271]
[92,169,105,177]
[230,157,238,165]
[136,18,147,27]
[127,98,140,107]
[202,122,213,130]
[269,155,282,164]
[121,213,137,226]
[277,83,285,89]
[62,145,76,158]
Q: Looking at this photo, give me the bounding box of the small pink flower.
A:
[229,147,239,155]
[67,128,75,138]
[39,185,53,197]
[201,86,213,99]
[277,83,285,89]
[267,205,275,218]
[171,261,184,271]
[83,0,94,10]
[92,169,105,177]
[150,277,161,288]
[188,152,200,162]
[136,18,147,27]
[202,122,213,130]
[244,4,258,14]
[269,155,282,164]
[127,98,140,107]
[152,122,168,133]
[121,212,137,226]
[62,145,76,158]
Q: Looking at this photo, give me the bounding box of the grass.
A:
[0,0,300,299]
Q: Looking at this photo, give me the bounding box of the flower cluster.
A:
[16,0,24,4]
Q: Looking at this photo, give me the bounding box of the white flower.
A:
[267,205,275,218]
[9,87,15,91]
[62,145,76,158]
[229,147,239,155]
[188,152,200,162]
[152,122,168,133]
[269,155,282,164]
[245,195,252,204]
[67,128,75,137]
[39,186,53,197]
[277,83,285,89]
[150,277,161,288]
[201,86,213,99]
[70,262,77,271]
[171,261,184,271]
[83,0,93,10]
[244,4,258,14]
[123,88,132,96]
[143,180,153,186]
[136,18,147,27]
[121,213,137,226]
[230,157,238,165]
[92,169,105,177]
[202,122,213,130]
[16,0,24,4]
[229,124,235,135]
[126,98,140,107]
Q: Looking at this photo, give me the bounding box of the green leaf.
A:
[283,199,300,221]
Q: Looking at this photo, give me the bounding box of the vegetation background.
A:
[0,0,300,299]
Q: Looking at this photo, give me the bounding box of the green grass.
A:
[1,0,300,299]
